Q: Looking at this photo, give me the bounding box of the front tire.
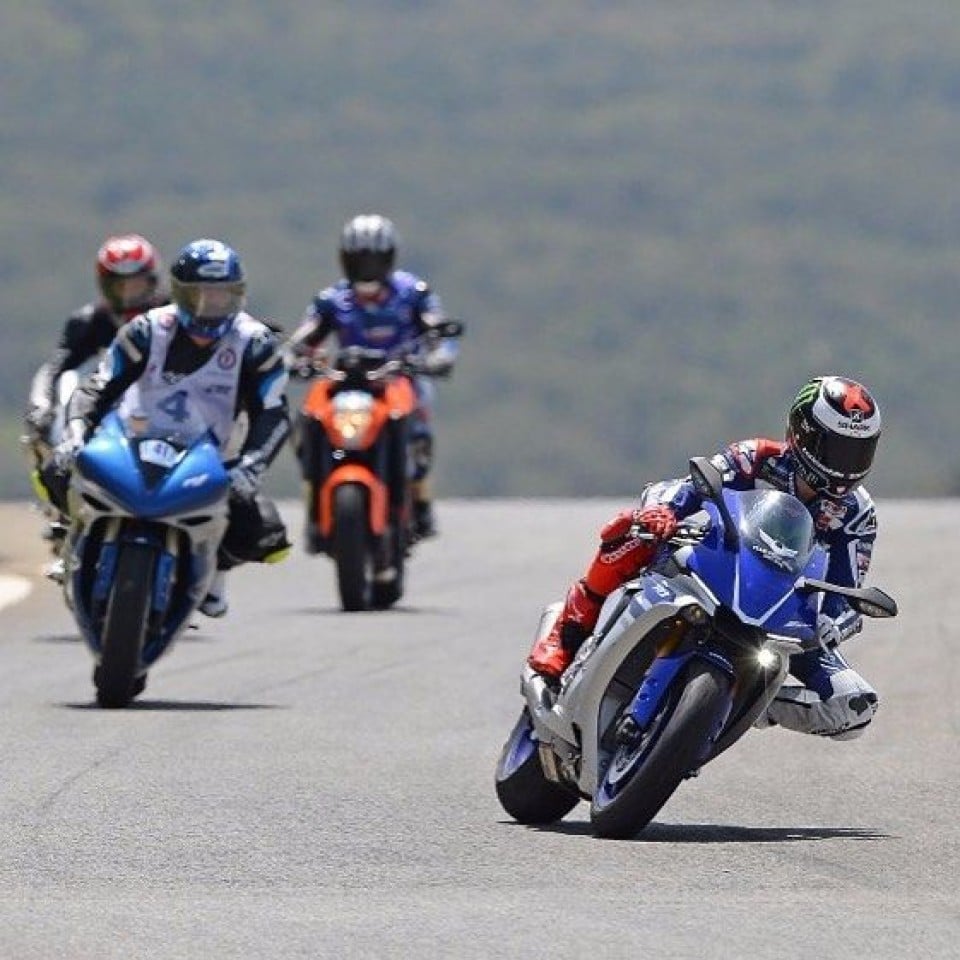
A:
[372,519,406,609]
[590,660,731,839]
[495,709,580,825]
[333,484,373,611]
[95,542,156,708]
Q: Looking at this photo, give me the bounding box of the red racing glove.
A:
[634,504,679,542]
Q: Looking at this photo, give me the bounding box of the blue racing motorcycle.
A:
[64,411,230,707]
[495,457,898,839]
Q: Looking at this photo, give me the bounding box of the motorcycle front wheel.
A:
[495,708,579,825]
[372,519,405,609]
[590,660,731,839]
[333,483,374,611]
[95,542,156,708]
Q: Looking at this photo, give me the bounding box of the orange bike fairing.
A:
[381,375,417,416]
[317,467,389,537]
[302,374,417,419]
[301,375,417,449]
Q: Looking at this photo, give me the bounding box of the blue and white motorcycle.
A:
[64,411,230,707]
[495,457,898,839]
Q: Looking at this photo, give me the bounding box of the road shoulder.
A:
[0,501,51,581]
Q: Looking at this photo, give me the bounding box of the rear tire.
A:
[95,543,156,708]
[333,484,373,611]
[495,709,580,825]
[590,660,731,839]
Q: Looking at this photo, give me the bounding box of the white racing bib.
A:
[117,308,258,449]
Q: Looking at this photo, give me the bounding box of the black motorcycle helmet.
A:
[339,214,397,284]
[787,376,882,497]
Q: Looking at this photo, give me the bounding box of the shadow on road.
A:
[60,700,282,712]
[34,629,219,645]
[511,820,892,843]
[280,605,454,617]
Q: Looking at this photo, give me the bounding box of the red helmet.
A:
[96,234,160,314]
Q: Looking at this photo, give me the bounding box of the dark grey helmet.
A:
[339,214,397,283]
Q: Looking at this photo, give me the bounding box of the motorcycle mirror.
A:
[849,587,898,618]
[689,456,738,549]
[434,319,464,338]
[795,578,898,618]
[689,457,723,499]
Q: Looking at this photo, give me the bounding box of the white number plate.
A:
[139,439,181,469]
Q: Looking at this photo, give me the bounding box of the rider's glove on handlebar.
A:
[420,351,453,377]
[816,614,843,649]
[228,457,263,501]
[52,419,87,472]
[632,505,679,542]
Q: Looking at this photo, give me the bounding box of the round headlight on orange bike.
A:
[331,391,375,448]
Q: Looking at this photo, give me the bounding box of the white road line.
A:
[0,575,32,612]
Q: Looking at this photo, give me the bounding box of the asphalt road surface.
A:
[0,498,957,959]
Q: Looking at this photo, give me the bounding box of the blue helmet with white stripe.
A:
[170,239,246,341]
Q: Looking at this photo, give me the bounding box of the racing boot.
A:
[527,505,677,679]
[411,478,436,539]
[755,646,879,740]
[41,513,69,584]
[199,571,228,618]
[44,557,67,585]
[413,500,436,539]
[41,516,69,545]
[527,580,603,680]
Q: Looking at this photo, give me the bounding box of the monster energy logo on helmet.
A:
[791,380,822,414]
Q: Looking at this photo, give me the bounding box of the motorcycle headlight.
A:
[761,633,806,658]
[756,647,779,669]
[331,391,375,449]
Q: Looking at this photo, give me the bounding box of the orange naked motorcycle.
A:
[296,322,462,611]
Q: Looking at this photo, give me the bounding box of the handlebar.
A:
[290,349,416,384]
[631,522,709,548]
[288,318,464,382]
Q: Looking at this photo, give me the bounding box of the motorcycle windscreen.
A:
[76,414,229,517]
[148,440,229,515]
[732,490,821,628]
[686,490,825,632]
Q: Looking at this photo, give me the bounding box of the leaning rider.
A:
[528,376,884,741]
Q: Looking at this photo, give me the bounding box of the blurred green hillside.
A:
[3,1,960,499]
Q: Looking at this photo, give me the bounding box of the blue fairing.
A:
[685,491,826,639]
[70,411,228,664]
[76,413,229,516]
[594,487,836,810]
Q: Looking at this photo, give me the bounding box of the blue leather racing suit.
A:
[289,269,458,483]
[642,437,880,739]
